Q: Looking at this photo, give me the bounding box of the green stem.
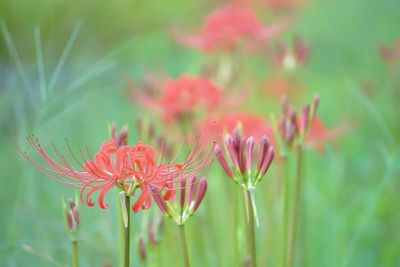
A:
[117,192,124,267]
[244,189,256,267]
[178,224,190,267]
[281,156,290,267]
[124,196,131,267]
[287,145,303,267]
[71,240,78,267]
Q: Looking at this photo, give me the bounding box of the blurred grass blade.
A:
[346,82,396,148]
[1,22,33,98]
[48,22,82,92]
[340,153,396,267]
[66,61,115,93]
[95,37,136,63]
[34,26,47,102]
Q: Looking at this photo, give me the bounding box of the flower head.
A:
[21,129,212,214]
[137,74,224,123]
[174,5,288,52]
[277,94,319,149]
[152,176,208,225]
[197,113,275,145]
[272,35,310,71]
[214,131,275,188]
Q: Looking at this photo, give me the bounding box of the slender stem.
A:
[287,145,303,267]
[117,192,125,267]
[71,240,78,267]
[178,224,190,267]
[124,196,131,267]
[300,151,307,267]
[281,156,290,267]
[244,189,257,267]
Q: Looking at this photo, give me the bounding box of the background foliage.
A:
[1,0,400,266]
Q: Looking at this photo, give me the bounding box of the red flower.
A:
[21,134,212,213]
[174,5,288,52]
[138,75,224,123]
[196,113,275,145]
[305,116,344,153]
[264,76,301,98]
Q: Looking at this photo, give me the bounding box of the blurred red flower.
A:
[264,76,301,98]
[197,113,275,145]
[305,116,344,153]
[137,74,226,123]
[379,40,400,64]
[174,5,288,52]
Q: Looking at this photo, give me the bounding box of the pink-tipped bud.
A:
[111,123,128,147]
[180,179,187,210]
[238,137,246,175]
[187,176,197,202]
[300,104,310,133]
[147,217,157,246]
[245,137,254,174]
[225,135,240,169]
[313,94,320,118]
[259,147,275,177]
[138,236,147,262]
[214,144,234,178]
[192,177,207,212]
[281,95,288,115]
[256,135,269,174]
[293,35,309,63]
[65,199,79,232]
[152,190,169,214]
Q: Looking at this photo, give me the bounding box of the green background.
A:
[1,0,399,266]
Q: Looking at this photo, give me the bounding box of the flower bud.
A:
[138,236,147,262]
[62,196,79,235]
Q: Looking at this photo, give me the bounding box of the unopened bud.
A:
[138,236,147,262]
[63,197,79,233]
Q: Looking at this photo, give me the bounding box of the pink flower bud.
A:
[214,144,234,178]
[193,177,207,212]
[259,147,275,177]
[65,199,79,232]
[245,137,254,174]
[138,236,147,262]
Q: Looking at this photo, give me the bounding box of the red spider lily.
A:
[271,35,310,71]
[137,74,224,123]
[196,113,276,146]
[379,40,400,64]
[174,5,289,52]
[214,132,274,187]
[21,134,212,213]
[152,176,208,225]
